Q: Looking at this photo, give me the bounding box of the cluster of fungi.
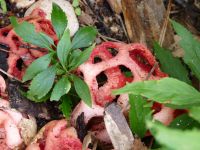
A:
[0,8,181,149]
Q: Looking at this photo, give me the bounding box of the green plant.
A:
[72,0,81,16]
[129,94,152,138]
[0,0,7,13]
[113,20,200,149]
[10,3,97,118]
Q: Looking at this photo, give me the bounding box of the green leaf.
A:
[73,75,92,107]
[69,44,94,70]
[72,0,79,7]
[189,107,200,123]
[171,20,200,81]
[27,91,51,102]
[51,3,68,39]
[169,114,200,130]
[28,65,56,99]
[50,76,71,101]
[147,121,200,150]
[10,16,18,26]
[59,95,72,119]
[75,7,81,16]
[68,49,82,66]
[124,71,133,77]
[151,147,169,150]
[0,0,7,13]
[71,26,97,49]
[153,42,191,84]
[39,33,55,48]
[57,29,71,69]
[129,94,152,138]
[23,54,52,82]
[10,17,54,50]
[113,77,200,107]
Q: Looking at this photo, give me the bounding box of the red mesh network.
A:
[26,120,82,150]
[78,42,167,106]
[71,42,176,142]
[0,9,58,80]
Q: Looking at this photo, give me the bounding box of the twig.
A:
[0,68,22,82]
[0,47,32,62]
[0,48,9,53]
[145,62,158,80]
[19,44,46,52]
[159,0,172,46]
[98,33,108,42]
[116,14,130,43]
[145,0,172,80]
[98,33,122,42]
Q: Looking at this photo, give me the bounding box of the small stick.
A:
[116,14,130,43]
[98,33,122,42]
[98,33,108,42]
[145,0,172,80]
[145,62,158,80]
[0,47,32,62]
[0,48,9,53]
[0,68,22,82]
[19,44,46,52]
[159,0,172,46]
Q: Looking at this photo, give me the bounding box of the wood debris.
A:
[121,0,174,48]
[104,103,134,150]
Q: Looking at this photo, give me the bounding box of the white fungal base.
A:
[9,0,36,8]
[25,0,79,36]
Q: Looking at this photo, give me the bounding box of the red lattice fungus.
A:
[0,9,57,79]
[71,42,177,142]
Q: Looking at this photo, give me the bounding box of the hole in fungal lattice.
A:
[96,71,108,88]
[119,65,134,82]
[93,56,102,64]
[16,58,23,71]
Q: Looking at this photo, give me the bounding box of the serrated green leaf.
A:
[59,95,72,119]
[129,94,152,138]
[51,3,68,39]
[189,107,200,123]
[73,75,91,107]
[28,65,56,99]
[169,114,200,130]
[147,121,200,150]
[57,29,71,69]
[10,17,54,50]
[153,42,191,84]
[113,78,200,107]
[171,20,200,81]
[23,54,52,82]
[69,44,94,70]
[50,76,71,101]
[72,0,79,7]
[71,26,97,49]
